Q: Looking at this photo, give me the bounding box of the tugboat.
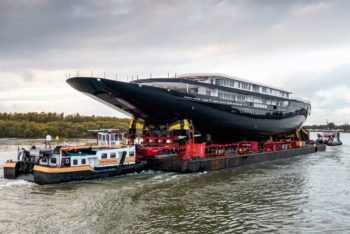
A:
[3,130,146,184]
[317,132,343,146]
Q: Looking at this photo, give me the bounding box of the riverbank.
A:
[0,112,129,138]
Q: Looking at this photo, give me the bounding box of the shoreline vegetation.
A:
[304,122,350,133]
[0,112,130,139]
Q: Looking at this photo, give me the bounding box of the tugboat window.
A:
[110,153,116,158]
[102,153,108,159]
[73,159,78,165]
[51,158,56,164]
[81,159,86,164]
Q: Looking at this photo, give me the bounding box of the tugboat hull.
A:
[3,162,147,185]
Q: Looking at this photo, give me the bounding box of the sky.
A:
[0,0,349,125]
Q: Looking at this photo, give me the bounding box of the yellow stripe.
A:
[124,157,135,163]
[34,165,94,173]
[3,162,16,168]
[98,158,119,165]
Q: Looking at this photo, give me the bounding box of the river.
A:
[0,134,349,233]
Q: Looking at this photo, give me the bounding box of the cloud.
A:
[0,0,349,124]
[278,64,350,124]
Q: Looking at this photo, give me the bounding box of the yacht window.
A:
[101,153,108,159]
[81,159,86,165]
[206,90,211,96]
[237,95,246,102]
[110,134,115,142]
[50,158,56,164]
[110,152,116,158]
[42,158,47,163]
[262,87,267,93]
[73,159,78,165]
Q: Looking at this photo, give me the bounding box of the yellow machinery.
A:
[128,117,193,133]
[167,119,192,131]
[285,127,309,141]
[128,116,145,130]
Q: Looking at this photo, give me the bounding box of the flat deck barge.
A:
[144,144,327,172]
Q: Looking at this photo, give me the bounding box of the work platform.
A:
[144,144,327,172]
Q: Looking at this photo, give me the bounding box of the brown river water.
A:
[0,133,349,233]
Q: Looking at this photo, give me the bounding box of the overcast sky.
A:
[0,0,349,124]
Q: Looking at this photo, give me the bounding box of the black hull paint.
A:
[4,162,146,185]
[67,77,310,141]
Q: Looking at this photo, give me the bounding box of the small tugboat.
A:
[317,132,342,146]
[3,130,146,184]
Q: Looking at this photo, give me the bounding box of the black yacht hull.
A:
[67,77,309,141]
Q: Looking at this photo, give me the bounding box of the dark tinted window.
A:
[51,158,56,164]
[110,153,116,158]
[101,153,108,159]
[73,159,78,165]
[81,159,86,164]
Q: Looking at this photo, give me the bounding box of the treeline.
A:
[0,112,130,138]
[305,122,350,132]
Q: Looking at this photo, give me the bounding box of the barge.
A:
[143,144,327,172]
